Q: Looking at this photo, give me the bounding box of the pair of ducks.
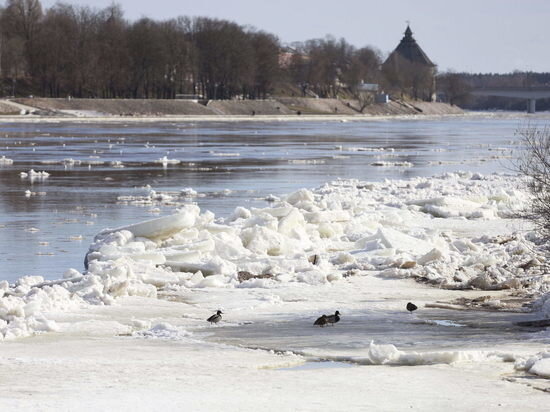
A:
[314,302,417,327]
[207,303,417,326]
[314,311,340,327]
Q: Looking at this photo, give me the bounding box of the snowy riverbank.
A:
[0,171,549,409]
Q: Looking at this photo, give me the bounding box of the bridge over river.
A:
[471,87,550,113]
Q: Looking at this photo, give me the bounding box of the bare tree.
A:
[192,17,256,99]
[95,4,129,98]
[33,3,80,96]
[288,36,359,98]
[3,0,43,76]
[342,46,382,111]
[0,5,27,95]
[516,125,550,243]
[438,71,471,106]
[250,30,280,99]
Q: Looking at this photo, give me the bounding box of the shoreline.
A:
[0,111,542,124]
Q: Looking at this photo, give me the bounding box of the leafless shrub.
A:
[516,124,550,242]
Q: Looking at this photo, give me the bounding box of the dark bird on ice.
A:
[207,310,223,324]
[314,314,328,327]
[326,311,341,326]
[406,302,418,314]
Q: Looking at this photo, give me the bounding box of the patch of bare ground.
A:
[206,99,294,115]
[0,101,21,114]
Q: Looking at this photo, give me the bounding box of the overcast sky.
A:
[40,0,550,73]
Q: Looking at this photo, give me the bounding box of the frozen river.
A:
[1,114,550,410]
[0,115,531,282]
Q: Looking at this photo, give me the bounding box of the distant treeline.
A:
[2,0,548,108]
[0,0,383,100]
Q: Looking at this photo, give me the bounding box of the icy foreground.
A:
[1,172,550,409]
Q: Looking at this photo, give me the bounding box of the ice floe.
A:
[0,156,14,165]
[337,341,516,366]
[155,156,181,166]
[209,151,240,157]
[515,351,550,378]
[20,169,50,180]
[371,161,413,167]
[1,171,550,341]
[117,187,204,206]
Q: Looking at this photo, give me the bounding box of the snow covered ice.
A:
[1,167,550,409]
[0,155,14,165]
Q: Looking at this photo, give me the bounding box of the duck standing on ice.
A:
[314,314,328,327]
[406,302,418,314]
[207,310,223,324]
[326,311,341,326]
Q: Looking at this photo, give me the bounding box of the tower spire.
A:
[404,22,413,38]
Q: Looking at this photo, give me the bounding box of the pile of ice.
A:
[155,156,180,166]
[1,171,549,340]
[331,341,515,366]
[134,322,193,340]
[117,187,202,206]
[0,274,82,339]
[515,351,550,378]
[20,169,50,180]
[24,190,46,197]
[0,156,13,165]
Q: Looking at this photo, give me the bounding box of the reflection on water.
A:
[0,117,527,282]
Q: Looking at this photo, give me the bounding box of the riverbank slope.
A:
[3,97,464,119]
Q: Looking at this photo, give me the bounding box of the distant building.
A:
[385,25,435,68]
[382,25,436,101]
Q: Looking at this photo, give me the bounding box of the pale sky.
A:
[39,0,550,73]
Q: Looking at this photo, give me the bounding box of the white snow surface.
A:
[1,172,550,410]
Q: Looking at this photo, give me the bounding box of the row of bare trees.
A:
[287,37,382,99]
[0,1,282,99]
[1,0,440,101]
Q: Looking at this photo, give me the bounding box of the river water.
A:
[0,115,537,283]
